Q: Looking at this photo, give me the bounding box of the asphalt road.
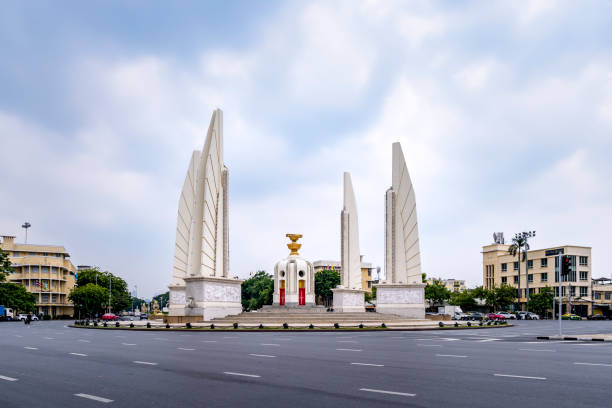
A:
[1,320,612,408]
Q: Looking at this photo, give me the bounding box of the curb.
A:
[68,323,514,332]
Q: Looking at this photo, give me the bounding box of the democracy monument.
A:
[167,109,427,326]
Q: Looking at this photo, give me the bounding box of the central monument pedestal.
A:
[182,276,243,321]
[332,287,366,313]
[374,283,425,319]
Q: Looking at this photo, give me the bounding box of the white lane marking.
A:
[359,388,415,397]
[133,361,158,366]
[153,338,168,341]
[177,348,195,351]
[249,354,276,358]
[44,337,55,340]
[574,362,612,367]
[14,335,23,338]
[336,348,362,352]
[494,374,546,380]
[337,340,357,343]
[203,340,217,343]
[223,371,260,378]
[476,338,501,342]
[351,363,384,367]
[121,343,137,346]
[417,344,441,347]
[438,338,461,342]
[436,354,468,358]
[78,339,91,343]
[24,346,38,350]
[69,353,88,357]
[0,375,18,382]
[261,343,280,346]
[74,393,113,403]
[519,349,556,352]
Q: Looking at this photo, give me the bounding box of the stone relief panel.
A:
[170,289,186,305]
[378,287,424,304]
[204,282,241,302]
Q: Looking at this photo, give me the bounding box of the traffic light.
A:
[561,255,572,277]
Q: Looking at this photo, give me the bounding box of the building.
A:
[592,278,612,318]
[482,243,592,315]
[427,278,466,293]
[1,235,76,317]
[312,259,377,291]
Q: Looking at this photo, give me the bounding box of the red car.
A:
[101,313,118,321]
[486,313,504,321]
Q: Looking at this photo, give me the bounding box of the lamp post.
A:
[515,231,536,308]
[21,222,31,244]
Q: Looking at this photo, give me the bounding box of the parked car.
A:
[497,312,515,320]
[452,312,470,320]
[486,313,505,321]
[526,312,540,320]
[561,313,582,320]
[587,314,606,320]
[139,313,149,320]
[467,311,484,320]
[101,313,118,321]
[17,314,39,321]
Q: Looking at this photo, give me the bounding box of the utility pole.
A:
[514,231,536,309]
[108,275,112,314]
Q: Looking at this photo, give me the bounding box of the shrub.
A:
[146,322,151,328]
[233,322,238,329]
[309,324,314,329]
[334,323,340,329]
[439,322,444,327]
[381,323,386,328]
[186,322,192,329]
[210,323,215,329]
[283,322,289,329]
[359,323,364,329]
[165,323,170,329]
[259,324,264,329]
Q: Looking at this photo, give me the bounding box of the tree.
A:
[0,283,36,312]
[241,271,274,311]
[315,270,340,306]
[69,283,109,318]
[449,290,477,310]
[425,280,451,306]
[0,248,13,282]
[508,235,530,304]
[75,267,130,313]
[153,291,169,308]
[487,285,517,311]
[130,297,146,312]
[527,287,554,316]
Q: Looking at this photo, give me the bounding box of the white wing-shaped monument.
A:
[167,109,243,322]
[376,142,426,318]
[332,172,365,312]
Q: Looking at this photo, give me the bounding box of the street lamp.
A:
[21,222,31,244]
[514,231,536,306]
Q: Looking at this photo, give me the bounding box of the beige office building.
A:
[482,244,592,315]
[426,278,466,293]
[1,235,77,317]
[312,259,377,292]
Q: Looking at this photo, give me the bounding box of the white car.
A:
[452,312,470,320]
[497,312,515,320]
[526,312,540,320]
[17,314,39,321]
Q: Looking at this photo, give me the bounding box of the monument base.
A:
[168,284,187,316]
[374,283,425,319]
[332,287,366,313]
[172,276,244,321]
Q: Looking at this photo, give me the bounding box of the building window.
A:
[529,288,535,295]
[501,263,507,272]
[368,270,371,277]
[41,266,49,273]
[31,266,39,273]
[562,287,566,296]
[42,294,49,302]
[606,293,611,300]
[51,294,57,303]
[513,276,519,284]
[51,267,58,274]
[579,271,588,281]
[569,286,576,296]
[513,262,519,271]
[368,281,372,288]
[579,256,588,266]
[55,254,61,258]
[25,280,29,286]
[528,274,533,283]
[595,293,601,300]
[541,258,548,268]
[541,273,547,282]
[580,287,588,297]
[527,260,533,269]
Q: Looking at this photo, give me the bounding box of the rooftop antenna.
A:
[21,222,31,244]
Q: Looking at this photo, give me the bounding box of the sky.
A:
[1,1,611,299]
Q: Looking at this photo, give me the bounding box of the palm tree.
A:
[508,235,530,310]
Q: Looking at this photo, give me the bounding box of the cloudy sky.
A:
[1,1,611,298]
